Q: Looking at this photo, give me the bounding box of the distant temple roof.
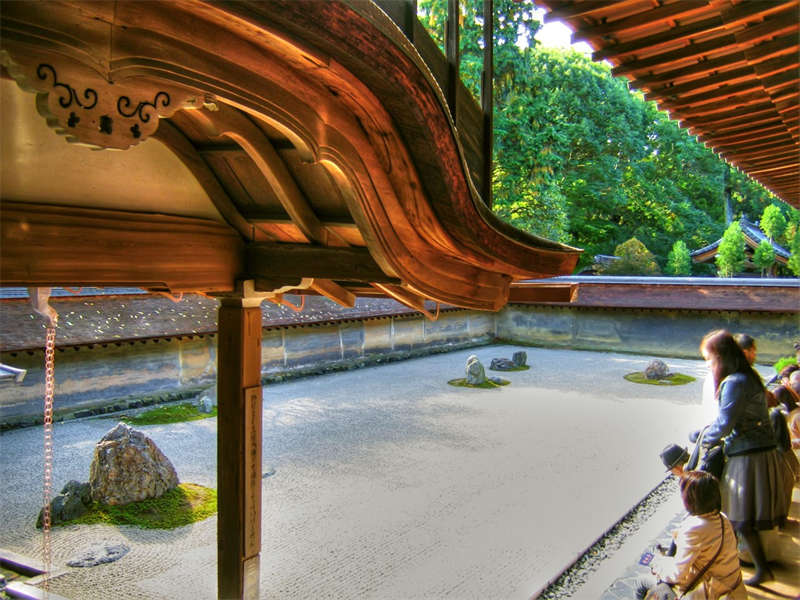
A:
[690,217,791,264]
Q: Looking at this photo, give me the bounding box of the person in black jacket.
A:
[699,329,789,586]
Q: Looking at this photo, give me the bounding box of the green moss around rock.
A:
[120,402,216,426]
[448,378,510,389]
[624,372,696,386]
[68,483,216,529]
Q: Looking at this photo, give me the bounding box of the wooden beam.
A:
[734,10,799,45]
[683,102,776,127]
[632,52,746,88]
[246,242,394,282]
[0,201,242,292]
[673,90,767,118]
[217,298,263,600]
[594,16,723,61]
[445,0,459,120]
[152,121,255,241]
[660,81,762,110]
[309,278,356,307]
[546,1,625,23]
[646,66,754,99]
[481,0,493,207]
[188,105,349,248]
[573,1,709,40]
[612,35,737,77]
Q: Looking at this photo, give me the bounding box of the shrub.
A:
[601,237,661,276]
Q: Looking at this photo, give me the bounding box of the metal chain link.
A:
[42,325,56,595]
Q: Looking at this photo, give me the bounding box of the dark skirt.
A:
[721,448,789,533]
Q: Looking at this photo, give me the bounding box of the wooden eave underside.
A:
[0,0,580,312]
[537,0,800,207]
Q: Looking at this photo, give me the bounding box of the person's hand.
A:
[649,553,663,576]
[689,429,700,443]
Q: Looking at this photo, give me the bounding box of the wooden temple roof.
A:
[690,216,791,263]
[535,0,800,207]
[0,0,580,313]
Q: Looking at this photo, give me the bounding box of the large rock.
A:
[644,359,670,380]
[465,355,487,385]
[90,423,179,505]
[512,351,527,367]
[197,385,217,414]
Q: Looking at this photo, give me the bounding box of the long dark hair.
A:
[700,329,764,393]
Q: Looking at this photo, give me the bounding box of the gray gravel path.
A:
[0,346,714,599]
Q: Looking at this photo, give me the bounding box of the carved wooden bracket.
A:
[1,50,196,150]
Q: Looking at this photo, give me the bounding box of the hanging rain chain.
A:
[28,287,59,596]
[41,324,57,594]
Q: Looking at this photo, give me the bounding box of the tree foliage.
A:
[715,221,746,278]
[788,228,800,277]
[752,240,775,277]
[600,237,661,276]
[416,1,790,274]
[760,204,787,242]
[666,240,692,276]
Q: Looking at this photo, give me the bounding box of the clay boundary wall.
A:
[0,310,495,428]
[1,304,796,429]
[496,304,798,363]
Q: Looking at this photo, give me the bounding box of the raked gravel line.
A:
[0,346,724,599]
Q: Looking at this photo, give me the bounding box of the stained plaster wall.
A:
[495,304,798,363]
[0,310,494,427]
[1,304,796,428]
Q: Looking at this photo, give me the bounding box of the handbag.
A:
[643,515,726,600]
[686,426,725,480]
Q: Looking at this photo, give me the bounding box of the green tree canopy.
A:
[666,240,691,276]
[601,237,661,276]
[788,228,800,277]
[417,1,785,273]
[760,204,787,242]
[752,240,775,277]
[716,221,746,277]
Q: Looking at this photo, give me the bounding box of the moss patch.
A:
[68,483,216,529]
[488,365,530,372]
[120,402,216,425]
[624,372,696,386]
[448,378,510,388]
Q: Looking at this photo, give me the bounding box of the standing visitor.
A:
[699,330,788,585]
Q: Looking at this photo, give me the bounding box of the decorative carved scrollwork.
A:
[117,91,170,123]
[36,64,98,110]
[1,51,195,150]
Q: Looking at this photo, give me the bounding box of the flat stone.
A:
[67,543,129,568]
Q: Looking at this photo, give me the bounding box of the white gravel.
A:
[0,346,716,599]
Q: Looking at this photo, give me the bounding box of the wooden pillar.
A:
[217,298,263,600]
[445,0,460,120]
[481,0,494,207]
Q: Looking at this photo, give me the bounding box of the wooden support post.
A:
[217,298,263,600]
[445,0,460,120]
[481,0,494,207]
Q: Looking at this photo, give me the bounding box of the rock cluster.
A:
[89,422,179,505]
[490,358,516,371]
[644,359,670,380]
[36,480,91,528]
[490,351,528,371]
